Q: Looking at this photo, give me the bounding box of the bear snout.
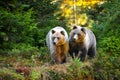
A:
[53,42,56,45]
[73,38,76,41]
[73,34,78,40]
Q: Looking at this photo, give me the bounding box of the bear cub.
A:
[69,25,96,61]
[46,26,69,64]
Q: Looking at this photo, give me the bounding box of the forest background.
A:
[0,0,120,80]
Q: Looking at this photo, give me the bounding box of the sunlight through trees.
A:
[54,0,105,28]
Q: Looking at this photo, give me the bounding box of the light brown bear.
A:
[46,26,69,64]
[69,25,96,61]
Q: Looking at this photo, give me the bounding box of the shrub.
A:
[0,8,37,50]
[67,58,94,80]
[100,36,120,54]
[93,49,120,80]
[38,47,51,62]
[7,43,39,58]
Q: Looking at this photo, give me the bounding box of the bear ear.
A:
[52,30,56,34]
[81,27,86,34]
[72,25,77,30]
[60,31,65,36]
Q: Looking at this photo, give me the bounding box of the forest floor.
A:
[0,54,94,80]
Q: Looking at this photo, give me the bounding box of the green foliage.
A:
[100,37,120,54]
[90,1,120,79]
[67,58,94,80]
[0,0,66,56]
[47,70,61,80]
[91,0,120,54]
[0,8,37,50]
[67,58,82,80]
[93,49,120,80]
[7,43,39,58]
[33,0,57,16]
[38,47,51,62]
[70,57,82,69]
[29,70,40,80]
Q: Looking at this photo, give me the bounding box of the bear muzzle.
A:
[72,34,78,41]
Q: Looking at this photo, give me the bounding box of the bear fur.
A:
[69,25,96,61]
[46,26,69,64]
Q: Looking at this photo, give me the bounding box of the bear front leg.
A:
[69,50,74,59]
[61,55,66,63]
[80,49,87,61]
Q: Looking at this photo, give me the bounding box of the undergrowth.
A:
[0,47,120,80]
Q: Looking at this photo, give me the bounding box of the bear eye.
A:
[52,37,55,40]
[57,37,60,40]
[73,32,75,35]
[60,31,65,35]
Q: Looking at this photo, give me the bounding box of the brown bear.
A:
[46,26,69,64]
[69,25,96,61]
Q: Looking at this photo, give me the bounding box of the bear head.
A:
[51,29,66,46]
[70,25,86,43]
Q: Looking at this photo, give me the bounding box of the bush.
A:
[67,58,94,80]
[7,43,39,58]
[38,47,51,62]
[93,49,120,80]
[100,36,120,54]
[0,8,37,50]
[92,0,120,54]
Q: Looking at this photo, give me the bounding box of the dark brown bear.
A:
[69,25,96,61]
